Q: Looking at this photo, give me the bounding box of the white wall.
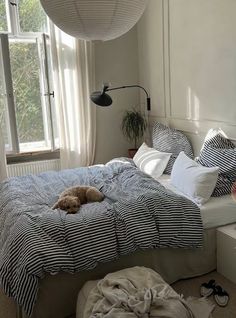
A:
[138,0,236,155]
[138,0,165,118]
[94,28,139,164]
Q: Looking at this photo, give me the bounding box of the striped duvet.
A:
[0,158,203,316]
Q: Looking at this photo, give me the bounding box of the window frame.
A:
[0,0,57,156]
[0,33,19,153]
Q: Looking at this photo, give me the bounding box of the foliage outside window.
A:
[0,0,58,154]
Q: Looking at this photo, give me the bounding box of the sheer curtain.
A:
[0,130,7,181]
[50,23,96,169]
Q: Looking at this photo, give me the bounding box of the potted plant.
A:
[121,108,147,158]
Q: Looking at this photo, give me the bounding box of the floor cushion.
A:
[76,267,214,318]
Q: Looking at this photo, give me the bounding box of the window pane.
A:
[0,1,8,32]
[18,0,48,33]
[9,40,48,151]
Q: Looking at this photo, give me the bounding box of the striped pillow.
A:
[197,130,236,176]
[212,175,234,197]
[196,129,236,196]
[152,122,193,174]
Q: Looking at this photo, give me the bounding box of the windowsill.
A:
[7,149,60,164]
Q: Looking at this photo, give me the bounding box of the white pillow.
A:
[133,143,171,179]
[171,151,219,205]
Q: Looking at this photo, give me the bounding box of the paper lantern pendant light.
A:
[40,0,149,41]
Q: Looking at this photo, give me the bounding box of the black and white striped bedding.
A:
[152,123,194,174]
[0,158,203,316]
[196,131,236,196]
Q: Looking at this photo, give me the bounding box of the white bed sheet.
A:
[158,175,236,229]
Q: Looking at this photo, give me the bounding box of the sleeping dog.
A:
[52,186,104,214]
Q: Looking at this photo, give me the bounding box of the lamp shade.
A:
[91,91,112,107]
[40,0,149,40]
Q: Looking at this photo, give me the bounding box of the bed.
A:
[0,119,235,318]
[0,157,235,318]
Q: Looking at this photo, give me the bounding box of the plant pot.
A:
[128,148,138,159]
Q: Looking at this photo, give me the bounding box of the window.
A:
[0,0,58,154]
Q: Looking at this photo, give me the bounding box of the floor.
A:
[172,271,236,318]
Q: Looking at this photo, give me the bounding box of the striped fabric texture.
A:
[212,175,234,197]
[0,158,202,316]
[196,129,236,196]
[152,123,194,174]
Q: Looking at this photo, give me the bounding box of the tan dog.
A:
[52,186,104,214]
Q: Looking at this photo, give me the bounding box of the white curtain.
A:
[50,23,96,169]
[0,130,7,181]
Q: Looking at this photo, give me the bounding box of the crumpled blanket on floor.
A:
[78,267,215,318]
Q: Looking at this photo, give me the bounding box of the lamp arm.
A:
[106,85,149,99]
[101,84,151,111]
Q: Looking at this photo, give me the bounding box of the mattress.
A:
[158,175,236,229]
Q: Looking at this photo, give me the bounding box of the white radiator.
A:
[7,159,61,177]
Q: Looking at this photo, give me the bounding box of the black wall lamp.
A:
[90,84,151,111]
